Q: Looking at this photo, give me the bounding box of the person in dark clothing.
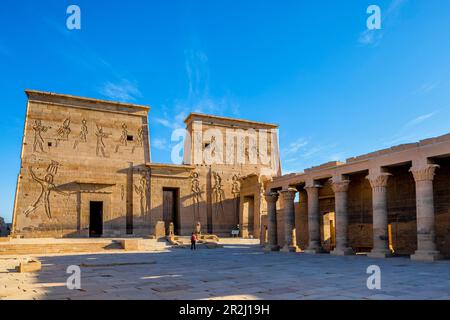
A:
[191,232,197,250]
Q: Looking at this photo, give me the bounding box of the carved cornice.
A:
[278,188,297,201]
[264,192,279,203]
[330,179,350,193]
[366,173,391,191]
[410,164,440,182]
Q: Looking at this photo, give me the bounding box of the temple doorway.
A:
[163,188,180,235]
[242,195,255,238]
[321,211,336,252]
[89,201,103,238]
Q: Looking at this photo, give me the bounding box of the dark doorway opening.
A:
[89,201,103,238]
[163,188,180,235]
[242,195,255,238]
[321,211,336,252]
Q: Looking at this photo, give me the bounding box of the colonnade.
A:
[265,164,442,262]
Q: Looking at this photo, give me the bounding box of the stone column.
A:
[410,164,442,261]
[304,183,323,254]
[279,188,300,252]
[367,172,393,258]
[264,192,280,252]
[330,178,354,256]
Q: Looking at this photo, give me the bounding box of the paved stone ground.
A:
[1,244,450,300]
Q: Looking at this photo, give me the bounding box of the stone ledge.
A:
[16,260,41,273]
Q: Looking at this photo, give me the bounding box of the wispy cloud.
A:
[42,16,142,102]
[358,0,408,46]
[413,82,441,95]
[152,137,170,151]
[98,79,142,102]
[383,111,437,145]
[154,49,240,130]
[154,111,187,130]
[358,29,383,46]
[404,112,436,128]
[282,138,309,157]
[281,137,343,174]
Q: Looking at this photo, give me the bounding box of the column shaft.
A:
[367,173,392,258]
[330,179,354,256]
[305,185,322,253]
[410,164,442,261]
[264,192,279,252]
[280,188,300,252]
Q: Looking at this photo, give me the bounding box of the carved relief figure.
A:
[210,136,217,157]
[32,120,50,153]
[73,119,88,149]
[132,126,144,154]
[231,174,241,224]
[212,172,225,215]
[134,172,150,218]
[231,174,240,198]
[115,123,128,153]
[95,124,110,157]
[190,171,202,221]
[55,118,71,147]
[23,162,69,219]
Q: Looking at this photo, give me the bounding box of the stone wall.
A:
[386,164,417,255]
[13,93,150,238]
[433,157,450,257]
[347,172,373,251]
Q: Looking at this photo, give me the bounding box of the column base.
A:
[330,247,354,256]
[367,249,393,259]
[264,245,280,252]
[281,245,301,253]
[304,246,324,254]
[411,250,442,262]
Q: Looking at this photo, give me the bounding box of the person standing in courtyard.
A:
[191,232,197,251]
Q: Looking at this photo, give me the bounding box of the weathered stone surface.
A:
[16,260,41,273]
[1,244,450,300]
[12,91,281,241]
[119,239,140,251]
[154,221,166,239]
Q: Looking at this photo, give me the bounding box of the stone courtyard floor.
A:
[1,243,450,300]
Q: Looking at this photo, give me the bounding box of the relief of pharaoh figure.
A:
[73,119,88,149]
[115,123,128,153]
[55,118,71,147]
[231,174,240,198]
[190,171,202,221]
[134,172,150,218]
[95,124,110,157]
[32,120,50,153]
[212,172,225,215]
[23,164,70,219]
[132,126,144,154]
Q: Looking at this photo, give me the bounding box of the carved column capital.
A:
[331,179,350,193]
[410,164,440,182]
[264,191,279,203]
[279,188,297,201]
[304,183,322,194]
[366,173,391,191]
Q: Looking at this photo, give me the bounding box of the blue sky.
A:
[1,0,450,222]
